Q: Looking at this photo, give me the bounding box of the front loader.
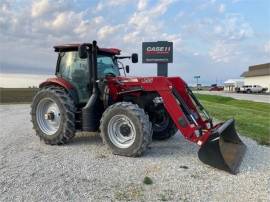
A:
[31,41,246,174]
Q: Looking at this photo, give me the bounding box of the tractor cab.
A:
[54,44,137,103]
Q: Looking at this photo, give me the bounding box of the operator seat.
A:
[72,69,89,102]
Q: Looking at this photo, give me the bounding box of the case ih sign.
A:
[142,41,173,63]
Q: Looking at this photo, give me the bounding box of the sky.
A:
[0,0,269,87]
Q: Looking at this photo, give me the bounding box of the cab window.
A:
[58,51,89,103]
[97,55,120,77]
[57,51,120,103]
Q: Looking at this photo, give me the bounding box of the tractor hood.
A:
[113,76,187,86]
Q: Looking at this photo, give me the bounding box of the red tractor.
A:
[31,41,246,174]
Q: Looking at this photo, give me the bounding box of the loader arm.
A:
[108,76,211,145]
[108,76,246,174]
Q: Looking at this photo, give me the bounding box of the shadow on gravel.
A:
[67,132,199,158]
[69,132,103,146]
[143,134,199,158]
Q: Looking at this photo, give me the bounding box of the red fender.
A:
[39,77,79,104]
[39,77,74,90]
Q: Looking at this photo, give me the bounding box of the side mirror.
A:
[125,65,130,73]
[131,53,138,63]
[78,44,88,59]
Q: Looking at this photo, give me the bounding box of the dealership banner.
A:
[142,41,173,63]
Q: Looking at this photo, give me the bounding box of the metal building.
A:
[241,63,270,92]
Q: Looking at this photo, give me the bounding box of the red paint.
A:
[39,77,74,90]
[209,86,224,91]
[40,75,218,146]
[107,76,217,145]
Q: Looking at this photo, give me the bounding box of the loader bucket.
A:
[198,119,246,174]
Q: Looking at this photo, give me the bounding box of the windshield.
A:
[97,55,120,77]
[58,51,120,80]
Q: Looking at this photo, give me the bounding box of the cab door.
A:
[57,51,90,103]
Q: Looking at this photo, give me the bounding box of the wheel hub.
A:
[45,111,55,120]
[119,124,131,137]
[108,115,136,149]
[36,98,61,136]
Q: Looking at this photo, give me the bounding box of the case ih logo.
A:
[142,41,173,63]
[145,46,171,55]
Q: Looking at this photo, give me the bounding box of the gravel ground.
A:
[0,104,269,202]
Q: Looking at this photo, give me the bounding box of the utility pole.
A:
[194,75,200,89]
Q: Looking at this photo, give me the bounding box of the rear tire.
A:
[31,86,76,145]
[100,102,152,157]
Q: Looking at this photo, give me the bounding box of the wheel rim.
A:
[36,98,61,135]
[108,114,136,149]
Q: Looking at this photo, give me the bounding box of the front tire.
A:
[150,107,178,140]
[31,86,76,145]
[100,102,152,157]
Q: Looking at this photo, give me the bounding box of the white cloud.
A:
[210,14,254,41]
[94,16,104,24]
[151,0,175,15]
[264,41,270,54]
[214,25,223,34]
[96,2,104,11]
[41,11,84,34]
[123,31,140,43]
[137,0,148,10]
[98,24,123,39]
[108,0,131,6]
[218,4,226,13]
[125,0,176,46]
[161,33,182,50]
[129,0,175,30]
[0,0,12,13]
[129,12,150,29]
[209,41,239,63]
[225,14,253,40]
[95,0,131,11]
[31,0,50,17]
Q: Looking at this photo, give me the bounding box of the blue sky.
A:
[0,0,269,85]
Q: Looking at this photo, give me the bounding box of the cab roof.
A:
[54,43,121,55]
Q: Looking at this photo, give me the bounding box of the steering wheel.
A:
[105,73,116,77]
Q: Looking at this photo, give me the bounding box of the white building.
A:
[241,63,270,92]
[224,79,244,92]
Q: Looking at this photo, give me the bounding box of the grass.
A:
[0,88,38,104]
[143,176,153,185]
[195,94,270,145]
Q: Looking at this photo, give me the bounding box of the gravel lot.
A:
[195,91,270,103]
[0,104,269,201]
